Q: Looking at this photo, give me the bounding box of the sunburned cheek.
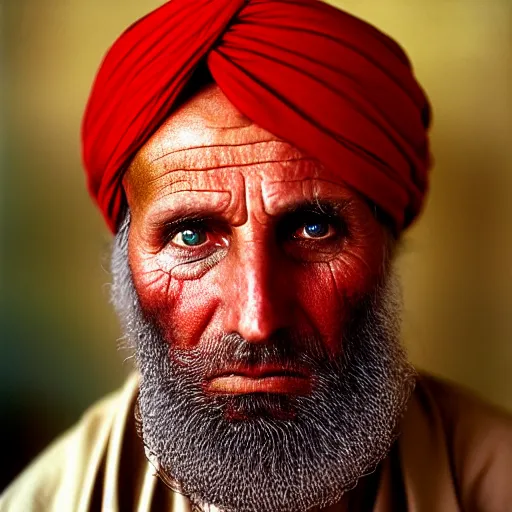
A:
[167,279,221,348]
[296,237,387,355]
[294,266,348,355]
[328,257,378,305]
[131,268,182,323]
[133,267,219,349]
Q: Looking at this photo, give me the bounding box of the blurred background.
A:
[1,0,511,491]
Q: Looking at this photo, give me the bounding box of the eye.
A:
[299,220,333,239]
[294,217,337,241]
[278,204,347,263]
[171,228,208,247]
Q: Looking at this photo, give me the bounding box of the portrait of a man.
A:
[2,1,511,511]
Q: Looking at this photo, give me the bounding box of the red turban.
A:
[82,0,431,233]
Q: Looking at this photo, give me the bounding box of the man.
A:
[2,0,512,511]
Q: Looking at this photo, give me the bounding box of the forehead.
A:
[124,84,357,214]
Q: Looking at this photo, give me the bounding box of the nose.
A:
[223,237,293,343]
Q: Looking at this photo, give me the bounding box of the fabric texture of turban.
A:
[82,0,431,234]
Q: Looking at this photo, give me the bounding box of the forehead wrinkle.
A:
[160,157,309,175]
[145,159,312,207]
[149,139,291,163]
[144,120,277,161]
[152,141,305,175]
[151,178,192,201]
[140,169,248,226]
[205,122,253,130]
[150,140,284,164]
[149,170,233,201]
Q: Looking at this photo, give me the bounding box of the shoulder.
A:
[416,372,512,453]
[414,373,512,511]
[0,374,139,512]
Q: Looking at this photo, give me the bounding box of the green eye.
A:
[173,229,207,247]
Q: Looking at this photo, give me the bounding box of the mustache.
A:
[168,331,332,377]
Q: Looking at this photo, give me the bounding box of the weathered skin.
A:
[124,84,389,395]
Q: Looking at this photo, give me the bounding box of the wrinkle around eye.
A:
[327,241,385,302]
[156,245,228,281]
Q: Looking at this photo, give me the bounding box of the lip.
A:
[205,365,312,395]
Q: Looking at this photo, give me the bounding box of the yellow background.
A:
[2,0,511,489]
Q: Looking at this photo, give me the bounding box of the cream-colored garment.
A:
[2,373,512,512]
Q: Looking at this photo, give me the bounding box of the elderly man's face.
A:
[125,85,388,388]
[116,84,414,512]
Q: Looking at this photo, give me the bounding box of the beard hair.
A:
[111,212,416,512]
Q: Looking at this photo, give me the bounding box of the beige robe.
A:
[2,373,512,511]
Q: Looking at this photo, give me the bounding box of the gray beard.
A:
[111,213,416,512]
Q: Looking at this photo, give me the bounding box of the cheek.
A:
[129,250,220,349]
[295,232,387,354]
[292,265,345,354]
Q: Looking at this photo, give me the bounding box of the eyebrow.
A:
[145,196,353,234]
[274,198,354,219]
[143,190,236,228]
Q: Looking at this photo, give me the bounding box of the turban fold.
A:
[82,0,431,233]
